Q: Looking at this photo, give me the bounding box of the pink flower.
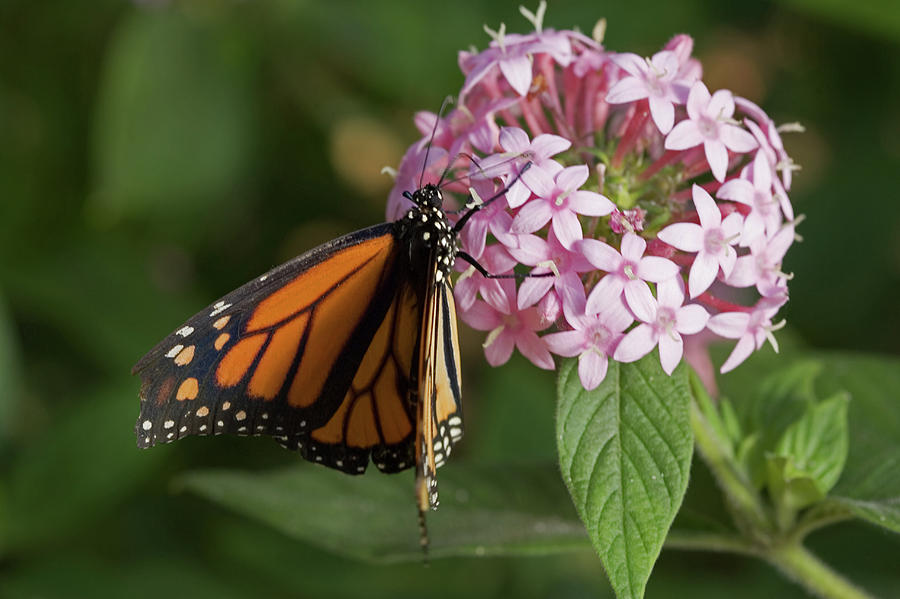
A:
[457,177,517,259]
[717,150,782,245]
[614,277,709,374]
[707,297,786,373]
[543,285,633,390]
[513,164,615,249]
[606,50,689,134]
[459,278,554,369]
[461,28,573,98]
[657,185,744,298]
[580,232,680,316]
[454,244,517,312]
[506,230,594,311]
[725,224,794,297]
[488,127,572,208]
[664,81,758,181]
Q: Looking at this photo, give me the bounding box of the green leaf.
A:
[815,355,900,533]
[772,393,850,501]
[91,9,254,224]
[556,356,693,599]
[179,461,589,563]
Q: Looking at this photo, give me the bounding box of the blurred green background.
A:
[1,1,899,597]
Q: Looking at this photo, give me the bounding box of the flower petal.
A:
[688,250,719,297]
[578,238,621,271]
[707,88,735,119]
[637,256,680,282]
[585,275,624,315]
[658,332,684,375]
[707,311,750,338]
[569,191,616,216]
[511,200,553,234]
[648,95,675,134]
[658,222,704,252]
[620,232,647,261]
[686,81,711,119]
[607,76,649,104]
[551,209,584,250]
[721,124,758,153]
[665,120,703,150]
[704,138,729,182]
[556,164,590,191]
[517,276,554,309]
[459,301,502,331]
[675,303,709,335]
[624,280,656,323]
[484,329,515,366]
[692,184,722,228]
[578,350,608,390]
[516,330,555,370]
[614,324,656,363]
[499,54,534,97]
[544,330,585,357]
[656,276,685,308]
[720,334,755,373]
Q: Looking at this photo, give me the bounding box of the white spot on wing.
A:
[166,344,184,358]
[142,420,152,431]
[176,326,194,337]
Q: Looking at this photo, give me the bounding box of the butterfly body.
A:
[134,181,463,514]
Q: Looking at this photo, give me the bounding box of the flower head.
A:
[387,5,800,388]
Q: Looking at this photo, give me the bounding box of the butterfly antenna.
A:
[418,95,455,189]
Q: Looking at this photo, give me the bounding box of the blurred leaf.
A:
[727,360,823,487]
[720,349,900,534]
[816,355,900,534]
[775,0,900,41]
[768,393,849,508]
[0,290,24,444]
[4,383,168,550]
[91,8,254,223]
[555,356,693,599]
[179,461,588,563]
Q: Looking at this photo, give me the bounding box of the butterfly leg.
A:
[456,251,554,280]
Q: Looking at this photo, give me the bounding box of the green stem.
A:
[664,530,761,558]
[767,543,876,599]
[689,398,773,536]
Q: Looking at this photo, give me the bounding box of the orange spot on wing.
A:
[213,315,231,330]
[216,334,267,388]
[176,377,199,401]
[214,333,230,350]
[435,290,462,423]
[174,345,195,366]
[286,246,395,408]
[247,234,395,332]
[248,313,309,400]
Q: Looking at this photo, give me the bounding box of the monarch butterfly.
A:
[133,152,532,546]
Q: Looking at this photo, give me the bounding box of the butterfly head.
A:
[408,184,443,210]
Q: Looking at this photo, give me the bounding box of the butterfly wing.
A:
[416,265,464,513]
[133,222,423,473]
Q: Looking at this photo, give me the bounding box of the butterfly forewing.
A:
[134,223,421,472]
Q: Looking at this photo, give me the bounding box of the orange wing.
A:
[133,223,424,473]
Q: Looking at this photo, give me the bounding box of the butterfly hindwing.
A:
[134,222,426,473]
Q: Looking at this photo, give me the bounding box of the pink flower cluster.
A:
[387,4,798,390]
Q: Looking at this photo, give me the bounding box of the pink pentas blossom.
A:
[725,224,794,297]
[387,5,799,387]
[513,163,615,248]
[614,277,709,374]
[544,285,633,390]
[665,81,758,181]
[459,278,554,369]
[581,232,680,316]
[717,150,782,245]
[489,127,571,208]
[606,50,690,134]
[707,295,787,373]
[507,230,594,312]
[657,185,744,298]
